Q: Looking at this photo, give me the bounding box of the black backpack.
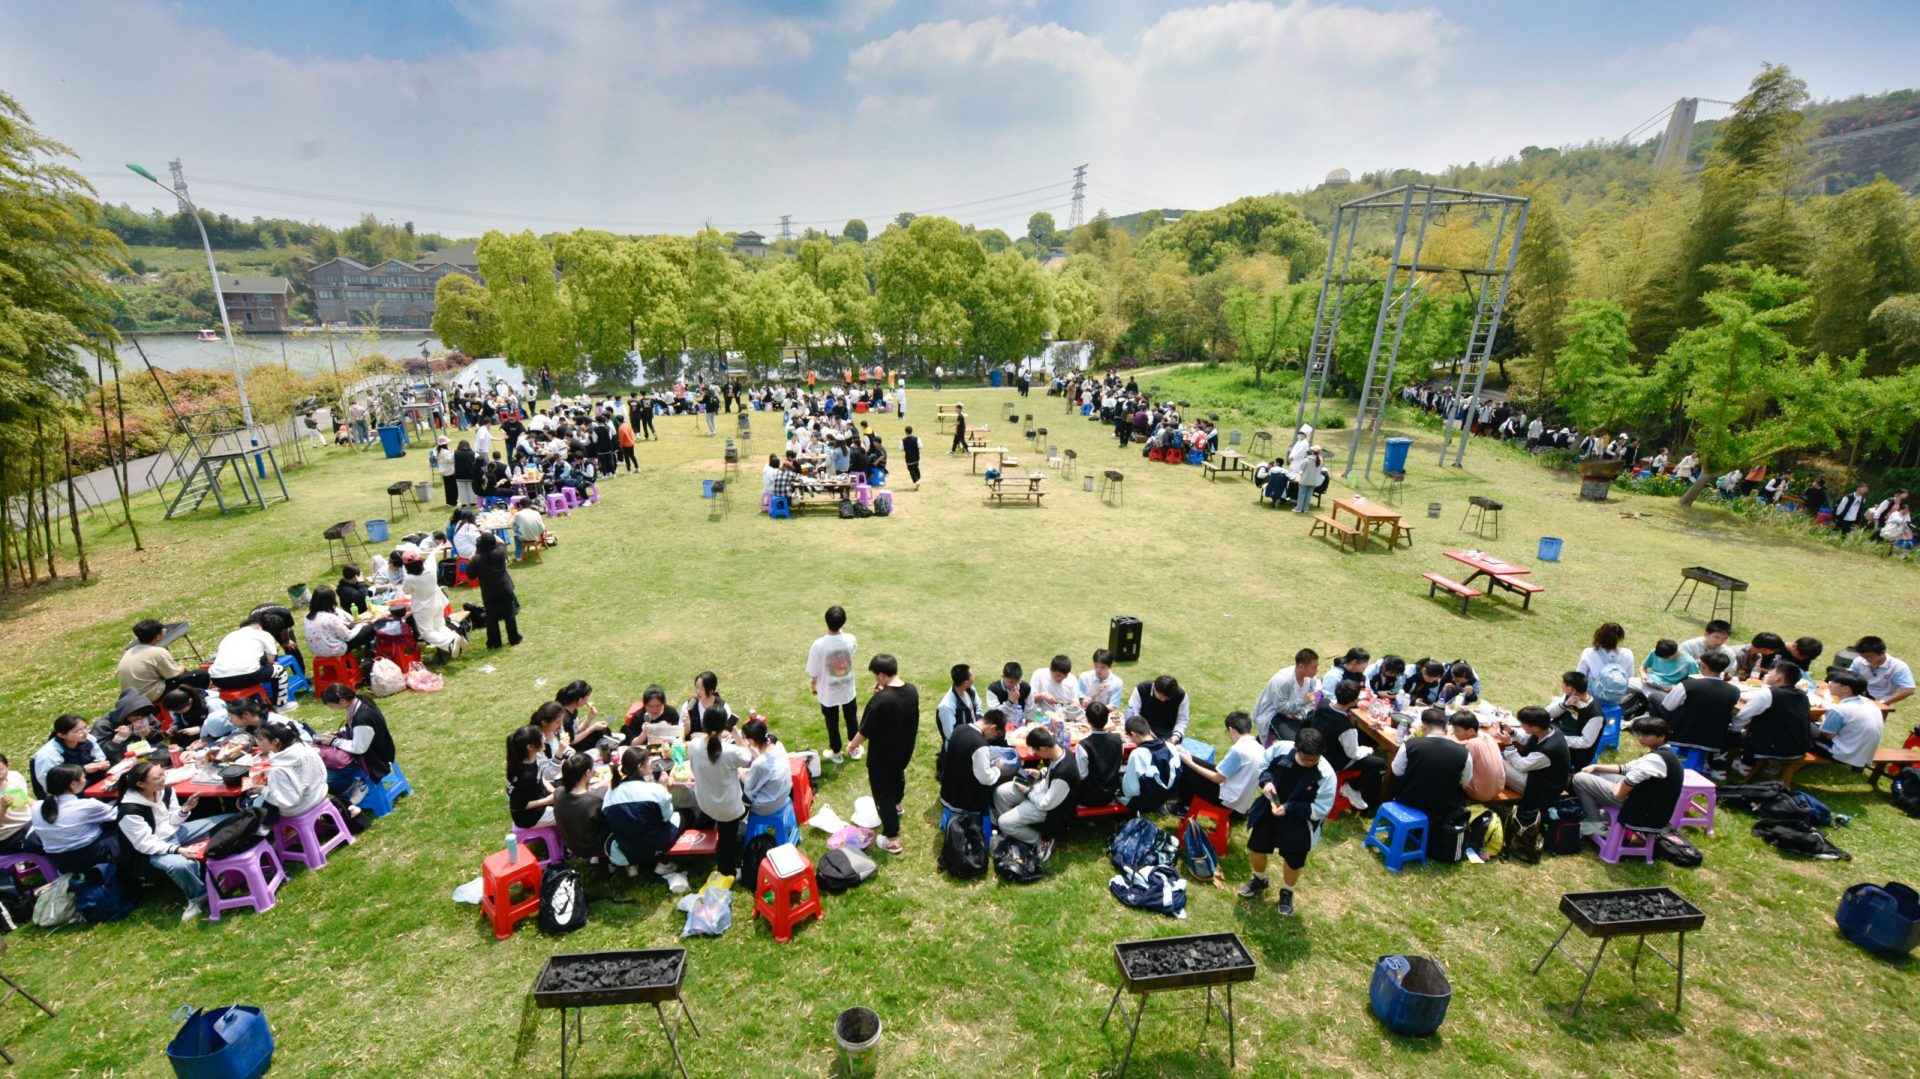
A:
[1427,807,1471,863]
[204,807,268,861]
[994,839,1046,884]
[1888,769,1920,818]
[1655,832,1703,866]
[71,863,135,925]
[817,848,876,894]
[852,502,874,518]
[739,831,780,881]
[538,866,587,934]
[838,498,856,520]
[939,813,989,878]
[1752,819,1851,860]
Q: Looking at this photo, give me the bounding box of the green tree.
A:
[1026,211,1058,250]
[1808,178,1917,372]
[631,235,691,380]
[875,215,983,371]
[966,249,1054,370]
[430,273,502,357]
[811,241,874,363]
[1223,282,1312,387]
[554,230,636,382]
[1051,267,1100,344]
[843,219,868,243]
[1511,183,1575,394]
[1550,300,1640,432]
[476,230,573,374]
[687,228,746,362]
[1136,195,1322,277]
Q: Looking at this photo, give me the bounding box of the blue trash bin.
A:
[377,425,406,459]
[1369,955,1452,1037]
[364,518,389,544]
[1538,536,1564,562]
[167,1004,275,1079]
[1383,437,1412,474]
[990,370,1004,387]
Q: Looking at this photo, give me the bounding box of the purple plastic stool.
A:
[204,841,286,921]
[271,799,355,870]
[0,851,58,893]
[544,492,570,517]
[1590,807,1659,864]
[584,483,600,505]
[562,487,581,510]
[1672,769,1718,835]
[513,823,568,867]
[854,484,874,507]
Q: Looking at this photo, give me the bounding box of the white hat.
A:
[397,542,424,563]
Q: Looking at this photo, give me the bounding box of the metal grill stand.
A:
[1532,889,1704,1018]
[1102,933,1255,1077]
[533,950,700,1079]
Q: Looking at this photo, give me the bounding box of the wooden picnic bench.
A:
[1310,513,1364,552]
[1203,450,1250,481]
[985,474,1046,506]
[1778,748,1920,790]
[1422,571,1484,614]
[1494,575,1546,609]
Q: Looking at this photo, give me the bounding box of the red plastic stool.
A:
[1181,796,1232,858]
[217,683,271,706]
[453,558,478,589]
[313,653,363,695]
[374,634,421,670]
[1326,768,1364,822]
[481,844,543,940]
[753,850,823,943]
[789,757,814,826]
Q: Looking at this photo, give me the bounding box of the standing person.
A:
[637,396,656,441]
[949,405,969,455]
[617,415,638,473]
[1237,728,1335,917]
[453,439,479,507]
[1292,447,1323,513]
[1832,484,1870,536]
[806,606,860,764]
[894,380,907,419]
[436,436,457,506]
[901,427,922,489]
[702,386,720,435]
[933,365,943,391]
[845,655,918,855]
[470,533,522,649]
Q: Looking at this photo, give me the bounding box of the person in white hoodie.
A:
[250,721,329,822]
[1292,447,1324,514]
[116,761,234,921]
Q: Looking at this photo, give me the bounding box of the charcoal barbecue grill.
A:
[1532,888,1705,1017]
[1665,566,1748,629]
[1103,933,1255,1077]
[532,949,699,1079]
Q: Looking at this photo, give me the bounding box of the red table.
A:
[84,748,259,801]
[1442,550,1543,607]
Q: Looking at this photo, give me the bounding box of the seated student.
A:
[1253,649,1321,744]
[207,614,291,707]
[1654,651,1740,760]
[1732,631,1786,681]
[1732,660,1814,776]
[1237,727,1336,918]
[198,692,300,747]
[91,688,162,762]
[740,718,792,819]
[31,714,109,799]
[689,707,753,880]
[1403,659,1448,707]
[935,664,988,755]
[1306,680,1387,813]
[1812,668,1885,769]
[1449,712,1508,803]
[991,727,1080,861]
[602,747,686,890]
[941,707,1013,822]
[1366,656,1408,699]
[1571,717,1684,838]
[678,671,734,739]
[507,724,556,828]
[29,764,122,873]
[1320,648,1370,697]
[1783,636,1824,678]
[1499,706,1571,811]
[248,720,328,825]
[986,662,1032,728]
[315,683,396,799]
[619,686,680,746]
[0,754,33,856]
[553,753,613,869]
[1177,711,1273,821]
[118,619,208,704]
[1638,638,1698,693]
[1073,703,1126,807]
[336,565,371,617]
[556,680,612,751]
[1030,655,1077,708]
[305,586,376,662]
[512,502,546,554]
[1390,708,1471,821]
[116,761,232,922]
[158,687,208,746]
[371,550,407,594]
[1680,619,1736,667]
[1438,661,1481,705]
[1077,649,1126,712]
[1119,715,1181,814]
[1545,671,1606,770]
[1126,674,1192,743]
[1849,636,1916,705]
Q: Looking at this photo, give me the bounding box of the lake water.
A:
[119,332,524,386]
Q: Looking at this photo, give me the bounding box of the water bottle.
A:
[506,833,518,864]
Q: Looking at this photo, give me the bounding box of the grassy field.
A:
[1,366,1916,1078]
[125,244,284,276]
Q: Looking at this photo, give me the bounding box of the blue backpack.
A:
[1108,817,1175,871]
[1791,791,1834,827]
[1108,865,1187,917]
[72,864,135,925]
[1182,817,1219,880]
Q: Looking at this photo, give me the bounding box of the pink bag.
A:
[404,662,445,692]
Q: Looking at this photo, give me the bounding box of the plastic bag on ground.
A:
[681,885,734,937]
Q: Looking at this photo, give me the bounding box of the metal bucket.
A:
[414,481,431,504]
[286,583,308,604]
[834,1007,882,1078]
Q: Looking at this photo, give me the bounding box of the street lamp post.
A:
[125,162,255,430]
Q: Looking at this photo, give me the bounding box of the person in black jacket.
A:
[317,683,397,796]
[470,533,521,649]
[1238,727,1332,917]
[1496,706,1571,811]
[1389,708,1471,821]
[453,440,479,507]
[940,708,1012,822]
[845,654,919,855]
[1571,717,1684,837]
[1074,702,1125,807]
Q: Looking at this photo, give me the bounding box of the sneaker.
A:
[1038,839,1056,863]
[1579,821,1609,838]
[654,862,678,876]
[850,744,866,761]
[876,836,904,855]
[1276,890,1296,917]
[181,899,204,923]
[625,865,639,878]
[665,872,690,894]
[1236,876,1270,899]
[825,751,844,765]
[1338,783,1368,813]
[280,701,300,714]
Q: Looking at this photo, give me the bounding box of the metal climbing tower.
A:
[1295,184,1529,478]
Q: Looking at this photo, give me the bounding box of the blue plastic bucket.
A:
[1382,437,1413,474]
[167,1005,274,1079]
[364,518,390,543]
[701,480,715,498]
[1538,536,1563,562]
[1369,955,1451,1037]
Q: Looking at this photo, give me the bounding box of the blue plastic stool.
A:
[276,654,310,699]
[870,467,887,487]
[1596,703,1624,756]
[743,801,799,847]
[1679,747,1710,773]
[1362,802,1429,873]
[357,762,412,817]
[937,805,993,846]
[768,496,792,520]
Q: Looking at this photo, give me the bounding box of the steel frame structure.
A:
[1296,184,1529,477]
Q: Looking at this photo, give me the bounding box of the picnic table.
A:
[1204,450,1250,481]
[1311,496,1403,552]
[1425,549,1546,613]
[985,473,1046,505]
[970,446,1009,474]
[85,747,261,801]
[788,476,857,507]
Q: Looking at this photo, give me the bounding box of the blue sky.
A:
[4,0,1916,237]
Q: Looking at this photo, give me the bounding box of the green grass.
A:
[124,244,283,277]
[2,367,1917,1078]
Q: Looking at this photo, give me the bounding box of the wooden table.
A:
[1204,450,1250,481]
[985,473,1046,505]
[1331,496,1403,549]
[1441,549,1544,609]
[970,446,1009,474]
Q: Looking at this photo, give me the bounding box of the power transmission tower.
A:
[779,214,793,241]
[1067,164,1088,230]
[167,158,192,211]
